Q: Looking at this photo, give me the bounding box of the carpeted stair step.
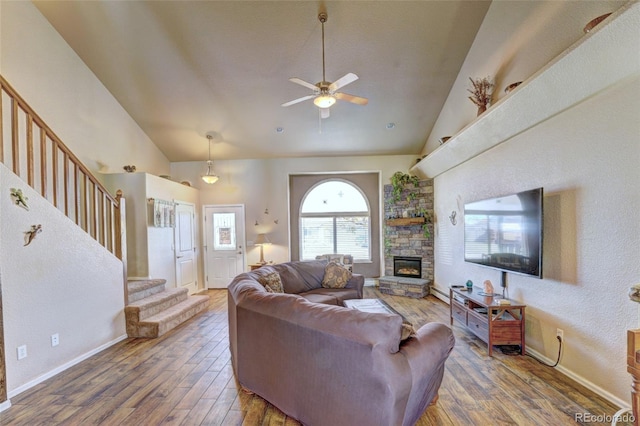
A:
[127,279,167,304]
[125,287,188,323]
[127,295,210,338]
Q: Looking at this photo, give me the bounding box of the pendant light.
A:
[202,134,219,184]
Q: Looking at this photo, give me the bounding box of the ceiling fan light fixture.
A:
[313,95,336,108]
[202,134,219,185]
[282,11,367,114]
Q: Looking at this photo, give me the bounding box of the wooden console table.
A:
[450,287,526,356]
[249,263,267,271]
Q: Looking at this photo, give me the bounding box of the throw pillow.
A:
[322,261,352,289]
[257,272,284,293]
[401,320,417,341]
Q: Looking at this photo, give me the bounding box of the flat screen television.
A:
[464,188,543,278]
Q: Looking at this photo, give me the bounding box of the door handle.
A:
[177,255,184,258]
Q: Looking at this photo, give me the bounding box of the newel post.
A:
[627,284,640,425]
[115,190,128,305]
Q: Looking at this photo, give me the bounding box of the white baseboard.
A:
[526,347,630,411]
[7,334,128,399]
[0,399,12,413]
[433,287,630,412]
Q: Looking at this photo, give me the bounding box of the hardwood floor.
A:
[0,288,629,425]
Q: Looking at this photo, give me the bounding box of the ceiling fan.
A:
[282,12,368,119]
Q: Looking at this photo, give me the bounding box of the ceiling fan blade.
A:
[329,73,358,92]
[335,92,368,106]
[281,94,316,107]
[320,107,330,119]
[289,77,319,91]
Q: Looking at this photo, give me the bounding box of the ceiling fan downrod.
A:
[319,12,328,84]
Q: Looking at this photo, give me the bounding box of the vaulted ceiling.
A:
[34,1,491,162]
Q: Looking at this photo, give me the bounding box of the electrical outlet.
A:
[17,345,27,360]
[51,333,59,347]
[556,328,564,341]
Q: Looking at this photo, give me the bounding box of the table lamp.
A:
[255,233,271,265]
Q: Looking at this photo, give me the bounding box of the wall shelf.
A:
[385,217,426,227]
[410,3,639,179]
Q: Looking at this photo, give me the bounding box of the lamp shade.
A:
[202,135,219,184]
[255,233,271,245]
[313,95,336,108]
[202,174,219,184]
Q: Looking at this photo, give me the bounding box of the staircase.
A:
[125,279,209,338]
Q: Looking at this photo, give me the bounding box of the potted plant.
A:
[390,171,419,203]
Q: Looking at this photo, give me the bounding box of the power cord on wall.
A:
[527,335,562,368]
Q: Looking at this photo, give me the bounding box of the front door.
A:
[204,205,245,288]
[174,202,197,294]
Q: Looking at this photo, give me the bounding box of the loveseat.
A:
[228,260,455,426]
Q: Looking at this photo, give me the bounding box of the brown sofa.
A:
[228,260,455,426]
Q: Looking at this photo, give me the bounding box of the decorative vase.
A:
[584,13,611,33]
[504,81,522,94]
[477,105,487,116]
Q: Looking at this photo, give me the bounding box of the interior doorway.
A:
[174,202,198,294]
[203,205,246,288]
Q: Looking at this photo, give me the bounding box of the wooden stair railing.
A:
[0,75,126,263]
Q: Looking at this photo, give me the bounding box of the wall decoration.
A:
[255,207,279,227]
[148,198,175,227]
[467,77,495,116]
[10,188,29,210]
[24,224,42,246]
[123,165,136,173]
[583,13,611,33]
[219,228,232,245]
[504,81,522,94]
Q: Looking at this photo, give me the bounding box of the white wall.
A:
[425,1,640,407]
[423,0,628,156]
[146,174,201,290]
[171,155,417,272]
[103,173,202,291]
[0,1,170,179]
[0,163,126,396]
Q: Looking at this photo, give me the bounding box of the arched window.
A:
[299,179,371,261]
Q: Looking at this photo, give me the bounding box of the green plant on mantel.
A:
[418,207,433,238]
[390,171,419,203]
[384,237,392,256]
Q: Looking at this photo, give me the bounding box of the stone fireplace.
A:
[394,256,422,278]
[383,179,433,282]
[380,178,433,298]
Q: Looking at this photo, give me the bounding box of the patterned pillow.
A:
[257,272,284,293]
[401,320,417,341]
[321,261,353,289]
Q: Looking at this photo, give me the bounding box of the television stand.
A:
[450,286,526,356]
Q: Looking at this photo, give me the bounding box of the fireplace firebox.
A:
[393,256,422,278]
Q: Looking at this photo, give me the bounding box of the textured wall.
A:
[103,173,202,290]
[171,155,418,274]
[427,1,640,407]
[0,1,170,179]
[0,164,126,395]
